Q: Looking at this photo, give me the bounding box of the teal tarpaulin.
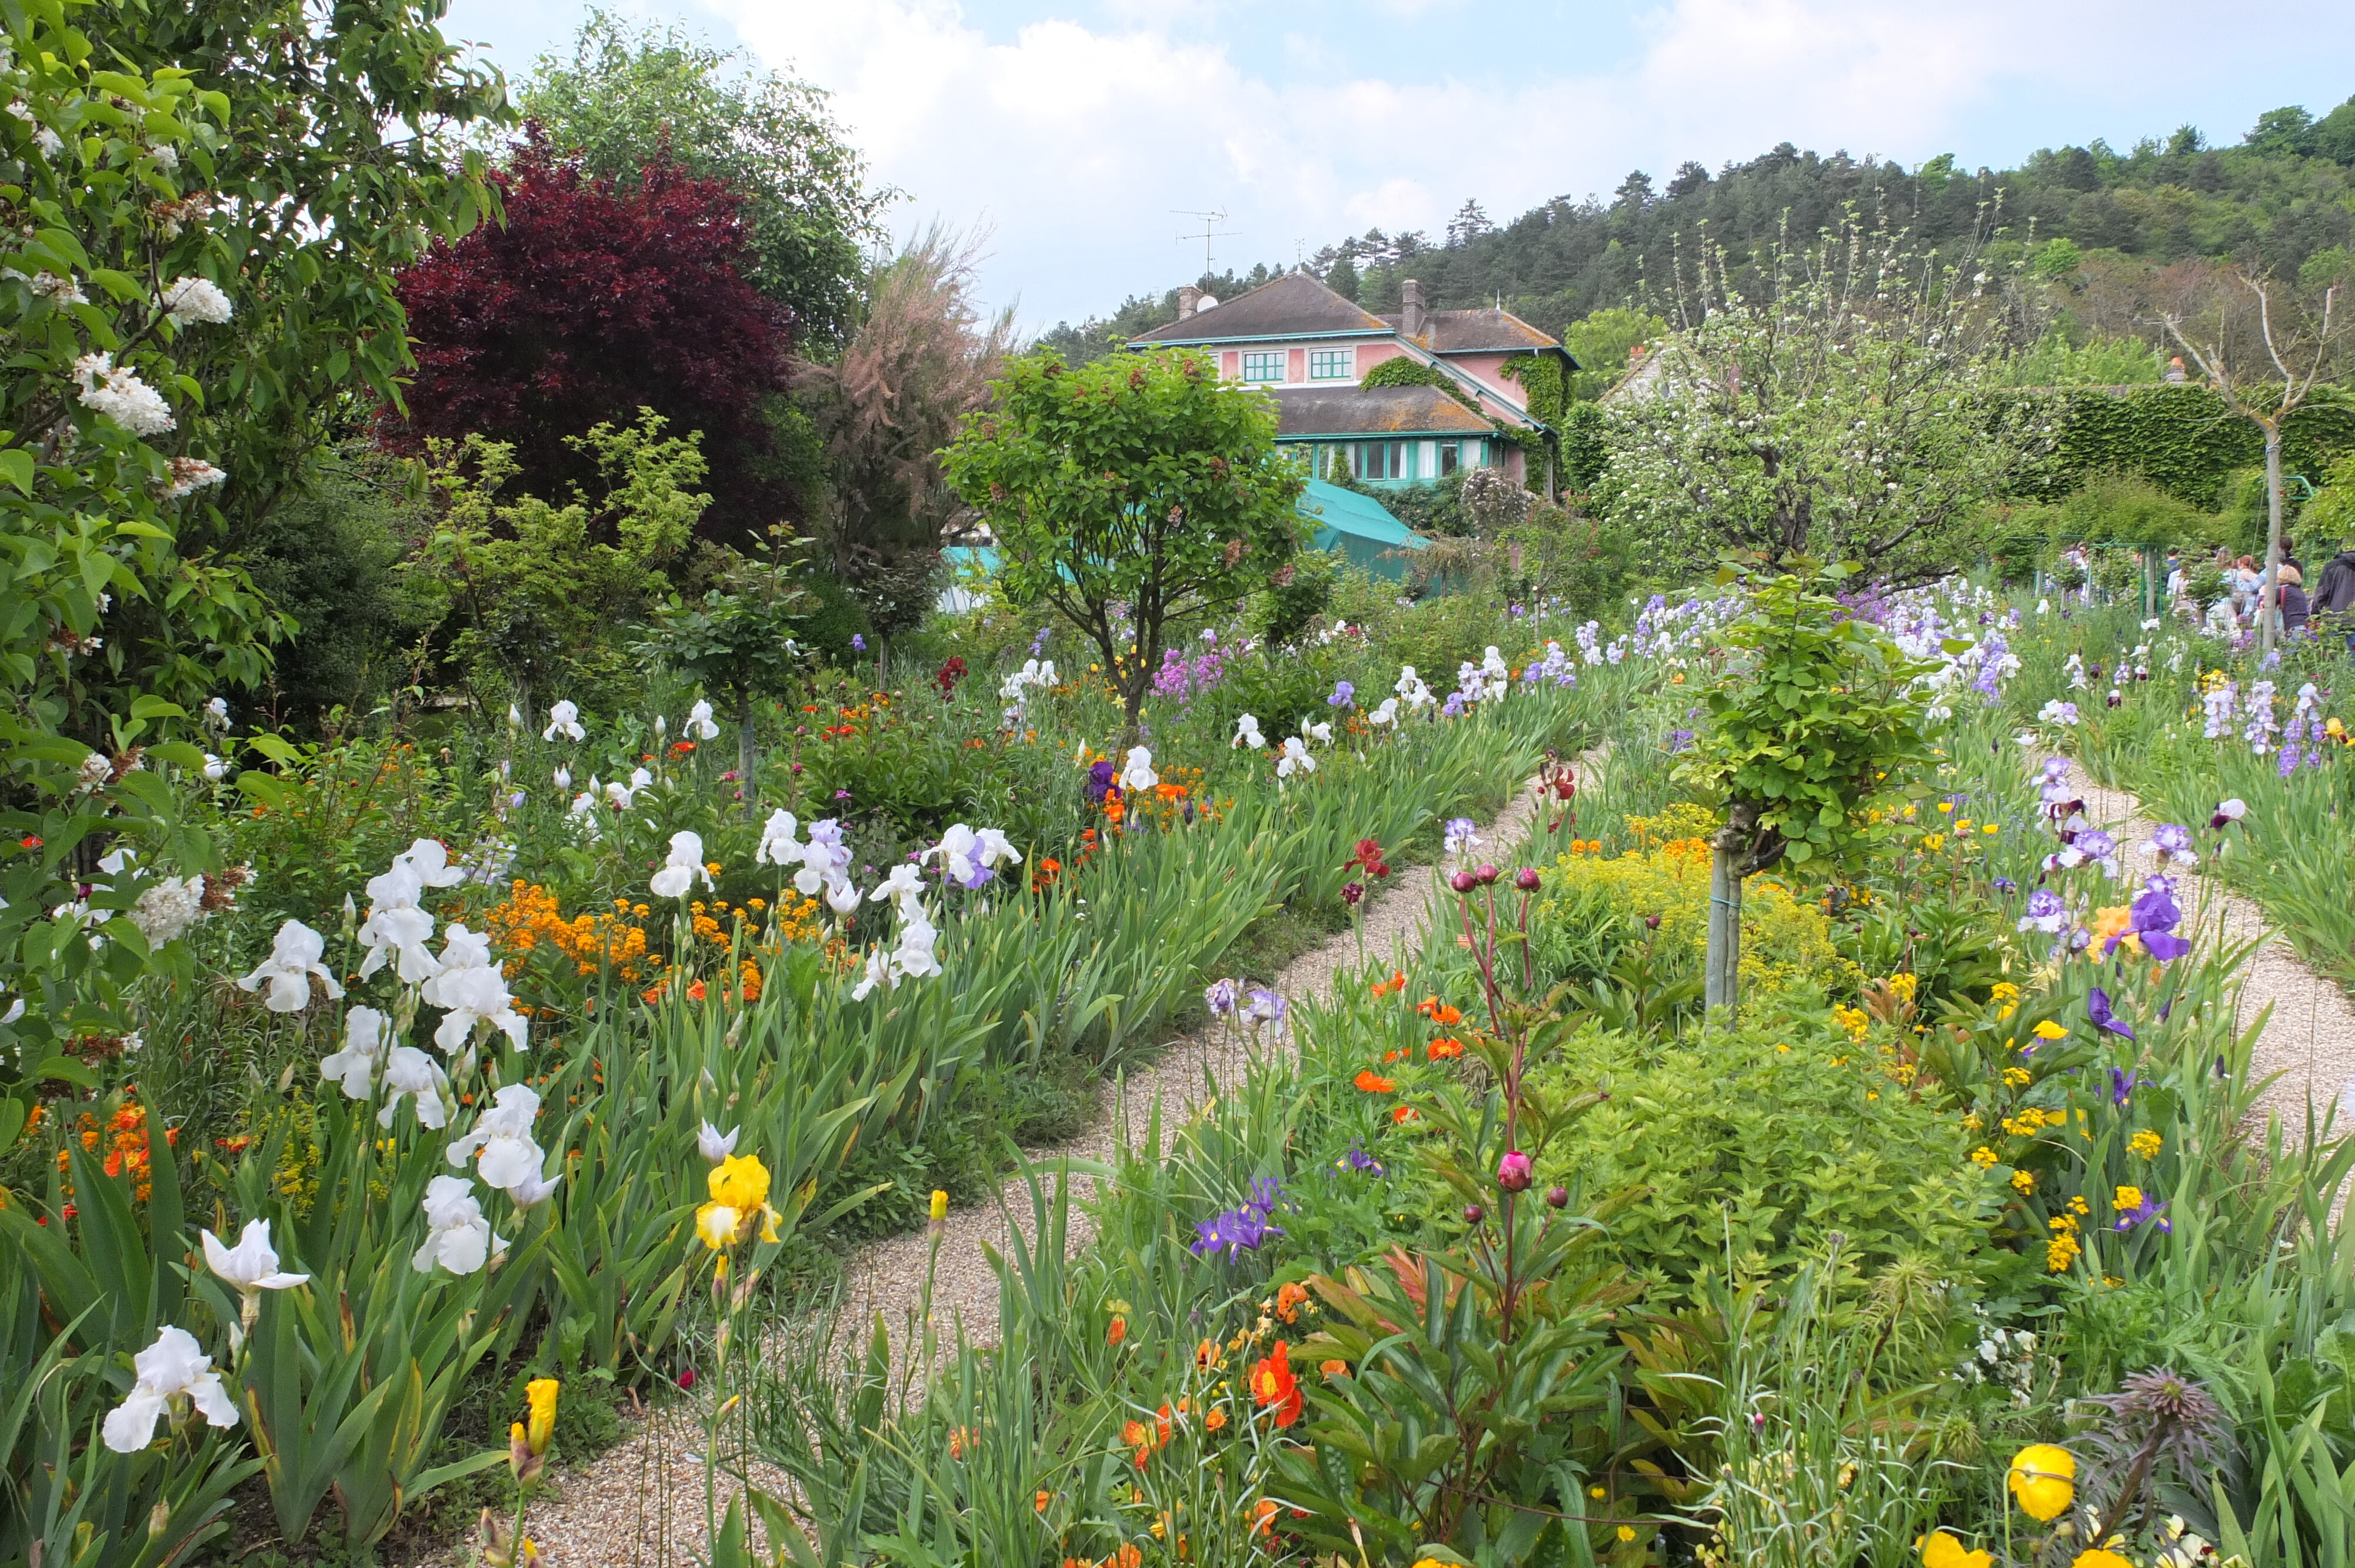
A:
[1296,478,1428,580]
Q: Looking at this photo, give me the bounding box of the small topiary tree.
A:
[1674,562,1933,1013]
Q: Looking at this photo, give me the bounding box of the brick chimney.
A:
[1401,278,1426,339]
[1177,286,1203,321]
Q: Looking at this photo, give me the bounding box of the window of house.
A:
[1438,441,1459,477]
[1239,351,1283,383]
[1308,348,1352,380]
[1355,441,1404,480]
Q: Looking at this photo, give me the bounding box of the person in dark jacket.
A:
[2276,560,2310,635]
[2313,546,2355,649]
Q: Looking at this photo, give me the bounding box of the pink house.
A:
[1126,271,1575,494]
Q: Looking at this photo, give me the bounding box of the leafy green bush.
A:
[1525,1008,1999,1303]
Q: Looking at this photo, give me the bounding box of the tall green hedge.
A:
[2021,385,2355,506]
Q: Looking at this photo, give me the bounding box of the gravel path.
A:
[2071,771,2355,1138]
[495,769,1557,1566]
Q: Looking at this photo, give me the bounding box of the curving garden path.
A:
[2071,769,2355,1141]
[465,772,1556,1566]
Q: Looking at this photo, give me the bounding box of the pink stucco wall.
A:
[1354,342,1407,377]
[1445,351,1522,403]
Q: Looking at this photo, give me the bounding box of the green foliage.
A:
[1990,328,2165,387]
[1255,545,1339,647]
[1356,353,1477,408]
[1677,566,1933,874]
[515,9,886,346]
[1527,1011,1996,1304]
[408,410,709,705]
[2027,384,2355,507]
[944,348,1306,726]
[236,446,442,721]
[1560,307,1666,402]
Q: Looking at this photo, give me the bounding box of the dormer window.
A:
[1239,351,1283,383]
[1308,348,1352,380]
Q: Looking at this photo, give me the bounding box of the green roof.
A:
[1296,479,1428,578]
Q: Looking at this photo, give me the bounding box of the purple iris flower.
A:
[2088,986,2135,1040]
[2118,883,2191,962]
[1993,877,2018,893]
[1328,680,1355,708]
[851,633,866,652]
[1189,1178,1288,1259]
[1337,1141,1385,1177]
[1667,729,1694,753]
[2018,889,2069,934]
[1085,759,1116,804]
[2108,1067,2139,1105]
[2114,1192,2171,1234]
[1204,978,1239,1016]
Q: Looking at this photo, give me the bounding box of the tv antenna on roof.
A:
[1172,208,1236,281]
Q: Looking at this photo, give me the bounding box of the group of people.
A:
[2162,543,2355,646]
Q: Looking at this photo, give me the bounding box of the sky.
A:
[440,0,2355,333]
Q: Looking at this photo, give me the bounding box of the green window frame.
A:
[1239,351,1283,383]
[1308,348,1352,380]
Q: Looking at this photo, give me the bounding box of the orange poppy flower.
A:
[1427,1037,1464,1060]
[1353,1069,1396,1094]
[1205,1406,1228,1432]
[1275,1281,1310,1323]
[1106,1314,1126,1347]
[1320,1359,1350,1379]
[1391,1105,1418,1124]
[1252,1498,1279,1538]
[1249,1341,1303,1427]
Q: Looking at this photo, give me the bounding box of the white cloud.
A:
[704,0,2355,327]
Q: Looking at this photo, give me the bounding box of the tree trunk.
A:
[738,691,759,823]
[2260,423,2285,657]
[1706,841,1743,1015]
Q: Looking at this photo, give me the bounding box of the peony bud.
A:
[1643,913,1662,930]
[1475,862,1500,885]
[1462,1203,1485,1225]
[1497,1151,1534,1191]
[1448,870,1477,894]
[1514,868,1541,892]
[1545,1185,1570,1210]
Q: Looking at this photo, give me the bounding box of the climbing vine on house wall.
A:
[1358,356,1478,408]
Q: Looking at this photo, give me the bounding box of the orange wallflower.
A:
[1275,1281,1309,1323]
[1353,1069,1396,1094]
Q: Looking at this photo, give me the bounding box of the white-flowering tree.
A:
[1606,218,2047,583]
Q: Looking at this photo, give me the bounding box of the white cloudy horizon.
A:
[444,0,2355,334]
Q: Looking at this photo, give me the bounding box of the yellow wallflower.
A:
[2032,1020,2068,1042]
[2011,1168,2037,1194]
[1990,982,2021,1002]
[2129,1129,2163,1159]
[2113,1185,2144,1213]
[1969,1146,1998,1168]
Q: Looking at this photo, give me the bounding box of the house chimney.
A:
[1401,279,1426,339]
[1177,286,1203,321]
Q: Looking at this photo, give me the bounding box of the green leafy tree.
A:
[1560,305,1664,401]
[1607,218,2045,584]
[637,530,812,816]
[516,9,887,347]
[1674,563,1932,1011]
[944,349,1306,733]
[409,410,708,717]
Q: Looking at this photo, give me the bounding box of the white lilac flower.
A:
[683,699,719,740]
[160,275,233,325]
[412,1175,505,1275]
[1275,736,1316,778]
[321,1006,390,1098]
[163,456,227,498]
[101,1327,239,1453]
[756,809,805,868]
[698,1121,739,1162]
[18,268,87,304]
[650,830,712,901]
[1232,713,1266,750]
[130,876,207,945]
[77,751,112,789]
[542,700,585,742]
[445,1084,546,1192]
[1119,746,1157,792]
[379,1045,449,1128]
[238,920,341,1012]
[71,351,175,436]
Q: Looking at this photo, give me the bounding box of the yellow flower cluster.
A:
[2128,1129,2163,1159]
[1833,1004,1870,1041]
[2001,1106,2065,1137]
